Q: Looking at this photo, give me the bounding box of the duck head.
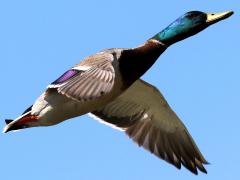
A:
[152,11,233,46]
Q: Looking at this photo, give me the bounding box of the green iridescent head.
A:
[152,11,233,46]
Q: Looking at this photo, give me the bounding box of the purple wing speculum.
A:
[51,69,81,85]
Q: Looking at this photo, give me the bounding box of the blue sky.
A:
[0,0,239,179]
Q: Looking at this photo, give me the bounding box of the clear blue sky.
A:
[0,1,239,179]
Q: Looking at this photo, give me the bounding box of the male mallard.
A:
[4,11,233,174]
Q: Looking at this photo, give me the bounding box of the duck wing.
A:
[91,79,208,174]
[48,52,116,102]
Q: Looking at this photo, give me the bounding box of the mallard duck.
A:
[3,11,233,174]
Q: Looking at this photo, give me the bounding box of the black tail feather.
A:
[5,119,14,125]
[22,105,33,115]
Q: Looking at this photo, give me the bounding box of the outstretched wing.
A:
[48,52,115,102]
[91,79,208,174]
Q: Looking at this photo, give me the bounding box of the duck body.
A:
[32,49,126,127]
[14,40,166,128]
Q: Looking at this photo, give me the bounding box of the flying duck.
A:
[3,11,233,174]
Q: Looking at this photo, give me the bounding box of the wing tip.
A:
[182,158,208,175]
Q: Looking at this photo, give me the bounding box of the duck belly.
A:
[31,87,122,126]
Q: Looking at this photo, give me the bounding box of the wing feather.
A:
[48,53,115,102]
[91,79,208,174]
